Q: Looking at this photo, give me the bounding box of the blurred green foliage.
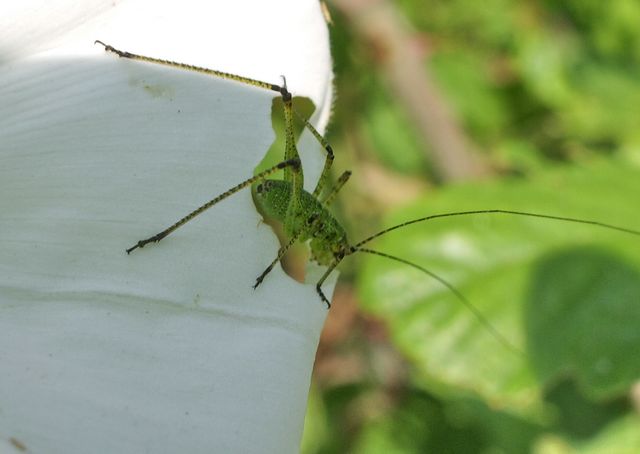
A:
[331,0,640,175]
[302,0,640,452]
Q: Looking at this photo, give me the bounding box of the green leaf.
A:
[361,87,428,175]
[430,51,509,142]
[352,391,542,454]
[357,161,640,417]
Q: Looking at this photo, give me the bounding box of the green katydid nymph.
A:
[95,41,640,352]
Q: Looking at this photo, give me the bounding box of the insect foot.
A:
[126,232,167,254]
[252,276,265,290]
[316,285,331,309]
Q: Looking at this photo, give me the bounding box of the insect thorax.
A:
[254,179,349,266]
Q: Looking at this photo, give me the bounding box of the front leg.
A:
[253,232,301,289]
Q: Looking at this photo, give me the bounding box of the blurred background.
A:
[298,0,640,452]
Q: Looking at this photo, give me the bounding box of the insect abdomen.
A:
[254,179,348,266]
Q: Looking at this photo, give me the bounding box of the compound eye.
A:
[307,214,318,225]
[256,184,263,194]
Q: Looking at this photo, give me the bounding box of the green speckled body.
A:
[254,179,349,266]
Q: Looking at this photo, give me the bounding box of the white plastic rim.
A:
[0,1,334,453]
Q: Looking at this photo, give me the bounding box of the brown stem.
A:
[328,0,492,182]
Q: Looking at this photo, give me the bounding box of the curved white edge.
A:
[0,1,334,452]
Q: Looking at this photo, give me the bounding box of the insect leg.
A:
[126,158,301,254]
[321,171,351,207]
[293,110,335,199]
[95,40,281,95]
[315,259,342,308]
[281,85,306,237]
[252,232,302,290]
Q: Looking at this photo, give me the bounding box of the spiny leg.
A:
[95,40,283,96]
[293,110,335,199]
[315,258,343,308]
[126,158,300,254]
[278,86,340,237]
[253,232,302,290]
[322,170,351,206]
[281,79,305,238]
[95,41,337,193]
[96,42,337,176]
[95,40,333,193]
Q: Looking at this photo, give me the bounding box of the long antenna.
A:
[356,248,522,354]
[355,209,640,249]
